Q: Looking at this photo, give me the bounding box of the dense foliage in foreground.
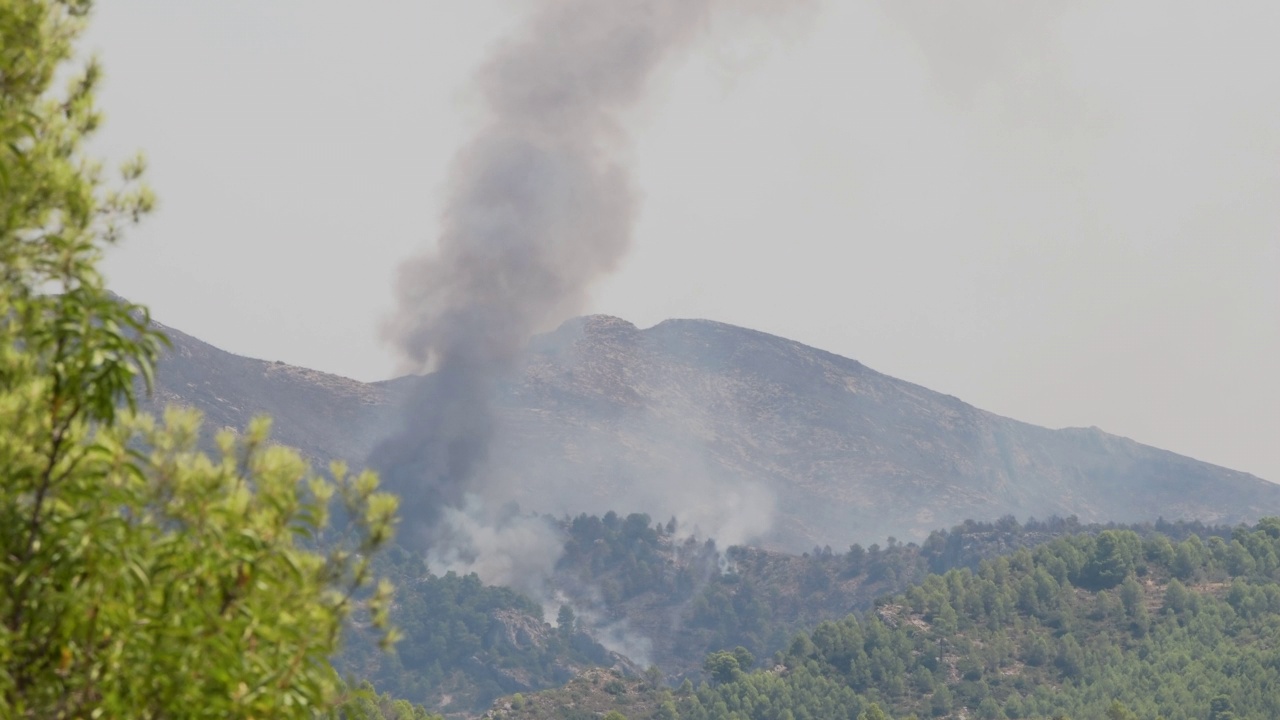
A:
[487,519,1280,720]
[1,2,434,716]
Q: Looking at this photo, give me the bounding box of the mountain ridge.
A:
[138,311,1279,551]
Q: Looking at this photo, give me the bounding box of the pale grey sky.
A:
[87,1,1278,482]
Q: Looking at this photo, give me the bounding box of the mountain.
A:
[140,318,393,465]
[141,313,1280,551]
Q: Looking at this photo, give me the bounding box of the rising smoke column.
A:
[376,1,728,542]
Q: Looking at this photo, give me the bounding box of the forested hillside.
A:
[549,513,1229,681]
[338,512,1234,716]
[484,519,1280,719]
[337,547,622,715]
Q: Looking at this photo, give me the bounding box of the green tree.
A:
[1172,538,1203,580]
[1208,694,1236,720]
[702,650,741,684]
[975,697,1001,719]
[0,2,399,717]
[557,603,576,635]
[929,685,953,716]
[339,681,439,720]
[1105,700,1137,720]
[859,702,890,720]
[1162,578,1190,615]
[1083,531,1142,590]
[731,645,756,672]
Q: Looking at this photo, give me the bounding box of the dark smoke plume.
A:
[375,1,733,544]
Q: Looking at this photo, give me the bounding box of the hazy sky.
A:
[86,1,1278,482]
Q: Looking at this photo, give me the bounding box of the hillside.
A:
[142,312,1280,551]
[528,514,1229,684]
[482,316,1280,549]
[337,547,633,716]
[490,519,1280,720]
[340,513,1232,716]
[139,319,392,464]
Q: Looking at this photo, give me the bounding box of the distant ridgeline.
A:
[138,313,1280,555]
[482,517,1280,720]
[337,512,1241,717]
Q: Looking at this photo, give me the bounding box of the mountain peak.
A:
[560,314,639,334]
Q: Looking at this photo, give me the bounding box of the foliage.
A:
[673,520,1280,719]
[559,511,687,604]
[489,520,1280,719]
[337,681,442,720]
[703,652,743,685]
[339,546,613,713]
[481,668,676,720]
[0,1,403,716]
[340,511,1238,714]
[551,510,1232,685]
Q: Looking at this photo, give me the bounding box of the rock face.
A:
[144,314,1280,551]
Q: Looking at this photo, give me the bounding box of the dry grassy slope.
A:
[144,313,1280,551]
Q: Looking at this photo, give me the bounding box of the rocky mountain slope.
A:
[140,319,392,465]
[142,314,1280,551]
